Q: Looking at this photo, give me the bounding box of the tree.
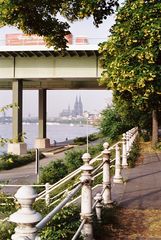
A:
[0,0,119,50]
[100,92,152,140]
[99,0,161,145]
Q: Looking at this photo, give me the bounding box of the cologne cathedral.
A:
[60,96,83,118]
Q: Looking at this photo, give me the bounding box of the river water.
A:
[0,122,98,152]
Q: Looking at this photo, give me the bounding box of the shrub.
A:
[0,193,16,217]
[73,137,87,145]
[39,160,68,184]
[64,149,84,173]
[88,144,103,157]
[0,151,44,170]
[33,201,81,240]
[0,222,15,240]
[128,139,140,168]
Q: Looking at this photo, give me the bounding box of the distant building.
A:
[60,96,83,118]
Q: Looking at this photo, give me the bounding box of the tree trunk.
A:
[152,110,158,146]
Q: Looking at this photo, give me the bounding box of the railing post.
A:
[94,193,103,223]
[113,144,123,183]
[102,142,113,207]
[80,153,94,240]
[45,182,50,206]
[128,131,132,151]
[126,132,130,154]
[122,133,128,168]
[9,186,42,240]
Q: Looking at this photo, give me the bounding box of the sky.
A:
[0,9,120,117]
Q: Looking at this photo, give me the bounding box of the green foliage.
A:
[73,136,87,145]
[88,144,103,157]
[34,202,81,240]
[73,133,99,145]
[99,0,161,111]
[0,151,43,170]
[0,192,16,240]
[128,139,140,168]
[0,193,16,220]
[64,149,83,173]
[88,133,99,142]
[39,159,68,184]
[0,222,15,240]
[100,107,132,140]
[0,0,119,50]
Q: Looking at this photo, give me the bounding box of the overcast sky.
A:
[0,10,120,117]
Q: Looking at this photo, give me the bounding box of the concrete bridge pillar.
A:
[8,79,27,155]
[35,89,50,149]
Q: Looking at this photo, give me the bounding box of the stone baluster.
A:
[102,142,113,207]
[128,131,132,151]
[94,193,103,223]
[126,132,130,154]
[80,153,94,240]
[113,144,123,183]
[45,182,50,206]
[122,133,128,168]
[9,186,42,240]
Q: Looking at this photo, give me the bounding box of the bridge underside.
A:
[0,77,104,90]
[0,45,106,153]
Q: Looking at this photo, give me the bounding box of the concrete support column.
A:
[39,89,46,139]
[35,89,50,148]
[12,79,23,141]
[8,80,27,155]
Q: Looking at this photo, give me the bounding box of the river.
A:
[0,122,98,152]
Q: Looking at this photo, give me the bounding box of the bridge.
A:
[0,44,104,153]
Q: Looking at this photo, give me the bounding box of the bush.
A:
[73,137,87,145]
[128,139,140,168]
[0,193,16,217]
[64,149,84,173]
[0,151,44,170]
[88,133,99,142]
[0,222,15,240]
[39,160,68,184]
[33,201,81,240]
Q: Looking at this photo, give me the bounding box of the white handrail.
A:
[8,127,139,240]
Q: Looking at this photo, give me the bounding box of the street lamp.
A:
[84,111,89,153]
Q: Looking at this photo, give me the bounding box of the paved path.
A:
[112,152,161,209]
[0,145,76,194]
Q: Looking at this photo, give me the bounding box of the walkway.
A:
[112,151,161,209]
[101,150,161,240]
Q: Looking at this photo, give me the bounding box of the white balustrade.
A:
[94,193,103,223]
[122,133,128,168]
[113,144,123,183]
[80,153,94,240]
[9,186,42,240]
[45,182,50,206]
[102,142,113,207]
[7,127,138,240]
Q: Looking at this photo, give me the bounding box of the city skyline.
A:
[0,89,112,118]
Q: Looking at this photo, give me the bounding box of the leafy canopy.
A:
[0,0,119,50]
[99,0,161,109]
